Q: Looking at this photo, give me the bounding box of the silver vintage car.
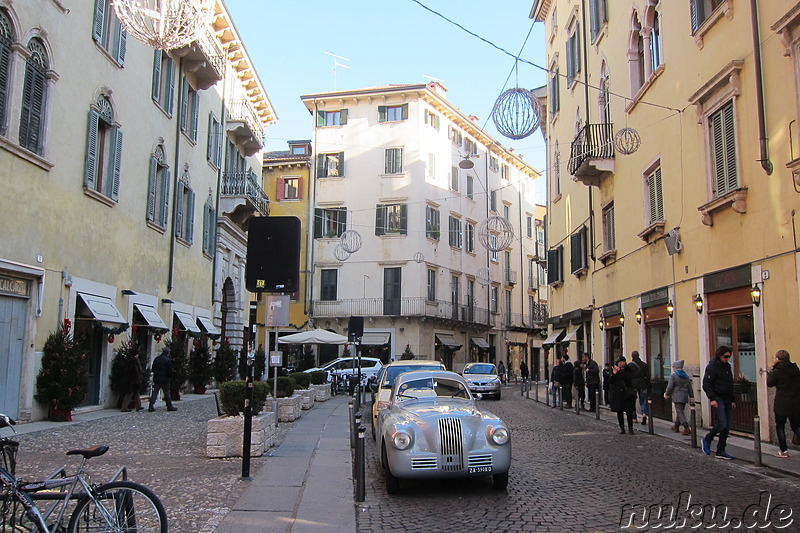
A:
[376,370,511,494]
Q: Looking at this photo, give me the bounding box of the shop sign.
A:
[641,287,669,309]
[602,301,621,317]
[0,275,30,297]
[704,265,751,293]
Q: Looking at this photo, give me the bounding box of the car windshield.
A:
[463,364,497,375]
[396,377,470,400]
[382,365,442,388]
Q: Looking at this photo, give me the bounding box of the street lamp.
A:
[666,301,675,318]
[750,284,762,306]
[634,309,642,324]
[694,294,704,314]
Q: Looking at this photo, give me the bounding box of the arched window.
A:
[175,166,195,244]
[147,144,170,228]
[19,38,48,154]
[599,66,611,124]
[84,94,123,201]
[629,14,645,96]
[0,10,14,135]
[650,10,663,71]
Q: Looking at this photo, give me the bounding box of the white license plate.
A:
[468,466,492,474]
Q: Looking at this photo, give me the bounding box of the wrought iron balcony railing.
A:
[311,297,491,325]
[226,98,264,156]
[567,123,615,176]
[221,170,269,215]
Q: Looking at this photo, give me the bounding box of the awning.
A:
[562,324,581,342]
[435,333,462,350]
[508,331,528,344]
[133,303,168,330]
[471,337,490,349]
[196,316,221,338]
[173,310,201,333]
[542,328,565,345]
[360,332,390,346]
[78,293,126,324]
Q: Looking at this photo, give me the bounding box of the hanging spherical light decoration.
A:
[477,267,491,286]
[333,244,350,262]
[113,0,215,50]
[413,252,425,264]
[491,88,541,140]
[339,230,362,254]
[478,216,515,252]
[614,127,641,155]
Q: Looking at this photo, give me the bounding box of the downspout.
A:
[307,101,318,325]
[167,56,183,293]
[581,0,596,262]
[750,0,774,175]
[212,60,229,305]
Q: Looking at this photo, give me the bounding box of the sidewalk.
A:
[520,381,800,479]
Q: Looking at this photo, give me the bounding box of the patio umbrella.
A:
[277,329,347,345]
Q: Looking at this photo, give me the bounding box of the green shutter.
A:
[165,58,175,115]
[160,169,171,228]
[401,103,408,120]
[206,113,213,161]
[152,49,161,102]
[316,110,325,127]
[174,181,184,238]
[378,105,387,122]
[191,92,199,141]
[84,109,99,190]
[180,77,189,132]
[186,188,195,244]
[340,109,348,125]
[203,204,210,253]
[375,205,386,236]
[399,204,408,235]
[116,27,127,65]
[723,103,738,193]
[710,110,725,197]
[316,154,325,177]
[314,208,322,238]
[147,156,157,222]
[0,43,10,131]
[109,128,122,201]
[92,0,105,42]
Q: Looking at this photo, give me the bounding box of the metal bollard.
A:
[355,425,366,502]
[754,416,762,467]
[647,399,654,435]
[575,395,580,415]
[596,388,601,420]
[348,401,355,449]
[535,380,539,403]
[559,387,563,411]
[690,404,698,448]
[353,412,362,451]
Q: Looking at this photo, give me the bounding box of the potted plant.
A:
[213,338,238,384]
[400,344,415,360]
[109,339,149,408]
[165,335,188,400]
[189,341,213,394]
[35,319,88,421]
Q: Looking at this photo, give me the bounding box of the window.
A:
[84,95,122,201]
[464,138,477,156]
[450,166,458,191]
[505,290,512,323]
[646,167,664,225]
[602,203,616,252]
[547,246,564,285]
[174,170,195,244]
[709,101,738,198]
[566,23,581,86]
[650,11,663,71]
[147,144,170,229]
[180,77,199,142]
[491,285,499,313]
[690,0,724,33]
[490,190,497,212]
[448,215,463,248]
[314,207,347,238]
[450,127,463,146]
[526,215,533,239]
[321,269,338,301]
[19,39,48,155]
[490,236,498,262]
[599,69,611,124]
[502,165,510,181]
[316,109,348,127]
[317,152,344,177]
[549,64,560,114]
[375,203,407,235]
[553,147,561,198]
[570,226,588,275]
[0,10,12,135]
[383,267,402,316]
[152,49,175,115]
[385,148,403,174]
[378,104,408,122]
[277,176,301,201]
[424,109,440,130]
[451,276,460,313]
[466,222,475,253]
[427,269,436,301]
[202,196,216,257]
[589,0,607,41]
[426,205,441,240]
[207,113,222,167]
[427,153,435,178]
[291,145,308,155]
[466,175,474,199]
[489,156,500,172]
[633,17,645,92]
[92,0,126,65]
[503,205,510,220]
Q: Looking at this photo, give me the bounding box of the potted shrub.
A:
[266,376,296,398]
[400,344,415,360]
[218,380,269,416]
[207,380,273,458]
[254,346,266,381]
[189,341,213,394]
[35,319,88,421]
[288,372,311,389]
[213,338,238,384]
[165,335,188,400]
[109,339,149,408]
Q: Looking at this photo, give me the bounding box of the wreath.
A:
[94,322,129,335]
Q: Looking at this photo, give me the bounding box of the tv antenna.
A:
[423,75,445,84]
[324,52,351,90]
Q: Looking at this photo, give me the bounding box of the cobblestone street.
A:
[358,387,800,532]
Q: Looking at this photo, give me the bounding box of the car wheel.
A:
[492,472,509,490]
[381,443,401,494]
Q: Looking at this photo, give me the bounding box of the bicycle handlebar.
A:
[0,413,17,429]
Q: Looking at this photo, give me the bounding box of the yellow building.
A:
[532,0,800,438]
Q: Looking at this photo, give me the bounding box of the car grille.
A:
[438,418,464,471]
[468,454,493,468]
[411,457,438,470]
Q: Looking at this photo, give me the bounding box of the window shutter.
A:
[296,177,303,200]
[180,77,189,132]
[147,156,157,222]
[575,24,581,74]
[206,113,213,161]
[116,28,127,65]
[401,103,409,120]
[174,181,184,237]
[0,44,9,132]
[547,249,558,284]
[375,205,386,236]
[215,122,223,166]
[84,110,99,190]
[337,207,347,235]
[314,208,322,238]
[109,128,122,201]
[203,204,209,252]
[20,64,46,154]
[92,0,105,42]
[710,109,726,197]
[191,92,199,141]
[570,233,582,273]
[434,115,440,130]
[340,109,348,125]
[165,58,175,115]
[276,177,285,200]
[151,49,161,101]
[378,105,387,122]
[690,0,701,33]
[399,204,408,235]
[648,172,657,223]
[654,168,664,221]
[723,103,737,193]
[337,152,344,177]
[161,169,171,228]
[316,154,325,177]
[186,188,195,244]
[209,209,216,255]
[316,110,324,127]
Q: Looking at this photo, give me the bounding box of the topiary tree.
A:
[218,380,269,416]
[165,335,188,397]
[35,319,89,419]
[400,344,415,360]
[189,341,213,392]
[213,338,237,384]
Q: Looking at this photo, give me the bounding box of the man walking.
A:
[550,357,562,407]
[560,353,574,409]
[702,345,735,459]
[149,347,178,412]
[583,352,600,412]
[520,360,529,383]
[766,349,800,458]
[629,351,650,425]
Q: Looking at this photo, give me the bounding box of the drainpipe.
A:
[212,59,229,305]
[307,101,318,325]
[168,56,183,293]
[581,0,596,261]
[750,0,773,175]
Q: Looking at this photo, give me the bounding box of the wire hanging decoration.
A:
[491,87,541,140]
[333,244,351,262]
[476,267,491,286]
[614,126,641,155]
[112,0,215,50]
[339,230,362,254]
[413,252,425,264]
[478,216,514,252]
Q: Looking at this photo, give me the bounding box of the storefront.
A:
[600,301,623,366]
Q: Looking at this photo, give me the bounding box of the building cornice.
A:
[530,0,552,22]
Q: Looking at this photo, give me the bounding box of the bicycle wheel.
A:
[67,480,167,533]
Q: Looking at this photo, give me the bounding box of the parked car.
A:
[303,357,383,389]
[461,362,502,399]
[376,370,511,494]
[370,359,445,440]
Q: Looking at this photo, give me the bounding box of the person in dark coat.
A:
[664,359,693,435]
[609,356,636,434]
[520,361,529,382]
[766,350,800,457]
[497,361,506,384]
[148,347,177,412]
[550,358,562,407]
[629,351,651,425]
[120,348,143,412]
[559,354,574,408]
[573,361,585,409]
[583,352,600,412]
[702,345,735,459]
[602,362,612,405]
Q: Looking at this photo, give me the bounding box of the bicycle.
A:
[0,413,168,532]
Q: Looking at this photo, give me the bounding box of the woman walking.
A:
[609,356,637,434]
[664,360,693,435]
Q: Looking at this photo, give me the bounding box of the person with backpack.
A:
[629,351,651,425]
[664,360,693,435]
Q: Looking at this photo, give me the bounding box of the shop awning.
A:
[542,328,565,345]
[173,310,201,333]
[360,332,390,346]
[133,303,168,330]
[435,333,462,350]
[196,316,221,337]
[562,324,581,342]
[78,293,126,324]
[471,337,490,349]
[508,331,528,344]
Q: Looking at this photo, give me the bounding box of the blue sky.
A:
[225,0,548,201]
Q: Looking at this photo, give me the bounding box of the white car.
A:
[304,357,383,389]
[370,360,445,440]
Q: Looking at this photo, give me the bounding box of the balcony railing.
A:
[221,170,269,216]
[533,241,546,263]
[311,297,491,325]
[174,29,224,90]
[568,123,615,184]
[504,269,517,285]
[226,98,264,156]
[503,305,549,329]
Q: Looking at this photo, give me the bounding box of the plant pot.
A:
[193,386,207,394]
[49,407,72,422]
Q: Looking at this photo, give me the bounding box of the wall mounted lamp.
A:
[619,313,625,327]
[694,294,704,314]
[750,284,762,307]
[161,298,174,304]
[666,300,675,318]
[121,289,136,296]
[634,309,642,324]
[598,315,604,330]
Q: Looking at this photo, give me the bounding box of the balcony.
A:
[220,170,269,227]
[172,29,224,90]
[226,99,264,156]
[311,297,491,326]
[503,304,549,330]
[504,269,517,286]
[568,123,615,186]
[533,241,546,263]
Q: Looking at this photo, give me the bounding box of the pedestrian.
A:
[559,354,574,408]
[602,362,612,406]
[583,353,600,412]
[573,360,585,409]
[664,359,693,435]
[497,361,506,384]
[609,356,637,434]
[148,347,178,412]
[766,349,800,458]
[629,351,651,425]
[120,348,144,412]
[550,357,562,407]
[520,360,529,383]
[701,345,735,459]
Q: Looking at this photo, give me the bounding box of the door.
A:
[711,312,756,433]
[383,267,401,316]
[646,321,672,420]
[0,295,27,417]
[74,320,103,406]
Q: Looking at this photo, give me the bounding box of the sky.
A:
[224,0,549,203]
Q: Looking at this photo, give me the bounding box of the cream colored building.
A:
[0,0,274,421]
[532,0,800,438]
[300,83,547,378]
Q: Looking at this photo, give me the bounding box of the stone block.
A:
[311,383,331,402]
[206,412,275,458]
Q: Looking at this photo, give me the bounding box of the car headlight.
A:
[489,426,510,445]
[391,431,413,450]
[488,377,500,384]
